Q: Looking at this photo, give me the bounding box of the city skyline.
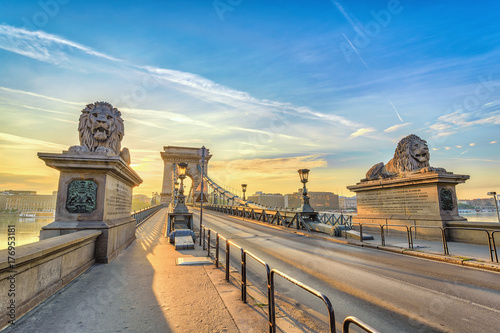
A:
[0,1,499,199]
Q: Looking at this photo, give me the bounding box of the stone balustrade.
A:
[0,230,101,328]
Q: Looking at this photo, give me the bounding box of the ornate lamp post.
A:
[198,146,208,245]
[173,163,189,214]
[487,191,500,223]
[173,181,179,205]
[241,184,247,200]
[298,169,314,212]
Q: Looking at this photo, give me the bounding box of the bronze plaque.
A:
[66,180,98,213]
[440,188,454,211]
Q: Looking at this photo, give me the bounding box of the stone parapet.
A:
[0,230,101,329]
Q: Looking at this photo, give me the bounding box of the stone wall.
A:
[0,231,101,329]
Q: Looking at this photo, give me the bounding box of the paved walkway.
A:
[4,208,265,333]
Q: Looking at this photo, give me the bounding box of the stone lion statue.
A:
[365,134,446,180]
[69,102,130,164]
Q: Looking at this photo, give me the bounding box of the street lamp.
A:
[173,181,179,204]
[298,169,314,212]
[173,163,189,214]
[198,146,208,245]
[241,184,247,201]
[487,191,500,223]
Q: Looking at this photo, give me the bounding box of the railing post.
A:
[207,229,211,257]
[225,240,230,281]
[487,232,494,262]
[380,225,385,246]
[267,265,274,333]
[442,228,448,255]
[241,249,247,303]
[215,233,219,268]
[409,226,414,249]
[493,231,499,263]
[406,226,411,249]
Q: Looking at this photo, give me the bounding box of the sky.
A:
[0,0,499,199]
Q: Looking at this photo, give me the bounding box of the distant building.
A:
[248,192,285,209]
[0,190,56,212]
[339,196,357,210]
[459,198,497,211]
[133,194,151,203]
[285,190,339,210]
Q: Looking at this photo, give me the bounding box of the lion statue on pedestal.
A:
[365,134,446,180]
[69,102,130,164]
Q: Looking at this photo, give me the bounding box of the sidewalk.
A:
[336,228,500,272]
[3,208,265,333]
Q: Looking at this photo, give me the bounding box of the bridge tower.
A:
[160,146,212,204]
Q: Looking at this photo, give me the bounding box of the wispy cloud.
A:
[0,132,67,150]
[0,24,120,65]
[210,154,327,176]
[349,127,377,139]
[122,107,213,128]
[0,86,83,106]
[0,24,365,132]
[384,123,411,133]
[429,110,500,138]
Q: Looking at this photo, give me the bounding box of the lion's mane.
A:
[386,134,430,173]
[78,101,123,155]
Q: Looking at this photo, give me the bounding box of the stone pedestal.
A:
[347,172,469,237]
[38,153,143,263]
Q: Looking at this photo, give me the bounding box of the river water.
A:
[0,214,54,250]
[0,211,498,250]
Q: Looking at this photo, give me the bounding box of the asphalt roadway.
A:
[196,209,500,332]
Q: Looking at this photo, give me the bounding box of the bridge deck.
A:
[4,208,250,332]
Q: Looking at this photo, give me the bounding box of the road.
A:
[193,209,500,332]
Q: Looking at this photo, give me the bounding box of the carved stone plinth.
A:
[348,172,469,237]
[38,152,143,263]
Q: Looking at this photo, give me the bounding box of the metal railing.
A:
[409,225,447,254]
[270,269,336,332]
[132,204,165,226]
[343,316,381,333]
[443,227,494,262]
[351,222,498,262]
[200,224,378,333]
[492,230,499,262]
[205,204,353,233]
[381,224,411,248]
[318,212,353,228]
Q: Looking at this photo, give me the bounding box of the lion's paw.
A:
[68,145,90,154]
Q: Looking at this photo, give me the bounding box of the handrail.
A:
[443,227,494,261]
[132,204,165,226]
[351,223,382,243]
[409,225,447,254]
[241,249,272,331]
[270,269,336,333]
[492,231,499,263]
[343,316,381,333]
[381,224,411,248]
[200,224,378,333]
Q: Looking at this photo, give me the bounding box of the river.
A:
[0,214,53,250]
